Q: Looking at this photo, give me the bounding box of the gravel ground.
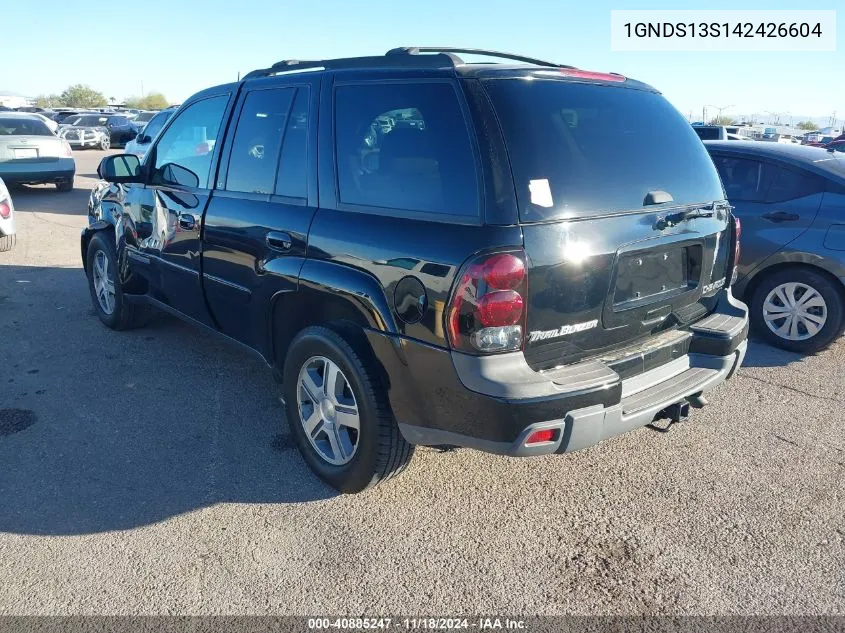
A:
[0,150,843,616]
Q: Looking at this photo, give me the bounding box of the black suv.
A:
[84,47,748,493]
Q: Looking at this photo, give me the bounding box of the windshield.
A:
[68,116,108,127]
[484,79,724,221]
[0,117,54,136]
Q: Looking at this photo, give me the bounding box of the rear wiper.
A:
[654,204,715,231]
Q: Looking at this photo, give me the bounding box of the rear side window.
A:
[334,82,478,217]
[226,88,295,195]
[766,168,824,202]
[275,88,308,199]
[711,156,774,202]
[484,79,724,221]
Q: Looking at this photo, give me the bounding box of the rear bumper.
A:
[0,159,75,184]
[390,288,748,456]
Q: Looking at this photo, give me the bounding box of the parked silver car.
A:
[0,113,75,191]
[0,177,16,251]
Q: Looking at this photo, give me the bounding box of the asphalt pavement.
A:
[0,149,843,615]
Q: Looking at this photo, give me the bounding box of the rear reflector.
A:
[560,69,626,82]
[525,429,556,445]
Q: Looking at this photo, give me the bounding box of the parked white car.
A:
[0,177,16,252]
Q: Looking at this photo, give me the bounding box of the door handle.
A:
[762,211,799,223]
[178,214,196,230]
[266,231,293,252]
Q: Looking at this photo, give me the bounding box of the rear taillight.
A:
[730,215,741,284]
[0,201,11,219]
[446,251,527,354]
[60,140,73,157]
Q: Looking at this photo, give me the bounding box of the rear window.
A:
[487,79,723,222]
[0,117,53,136]
[485,79,724,221]
[486,79,724,222]
[69,116,108,127]
[693,127,722,140]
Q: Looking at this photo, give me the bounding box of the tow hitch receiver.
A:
[647,401,690,432]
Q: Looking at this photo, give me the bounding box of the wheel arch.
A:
[742,260,845,307]
[268,258,400,370]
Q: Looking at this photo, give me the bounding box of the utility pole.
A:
[707,104,735,122]
[702,106,707,123]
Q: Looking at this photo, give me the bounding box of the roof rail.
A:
[241,53,457,80]
[241,48,570,81]
[385,47,573,69]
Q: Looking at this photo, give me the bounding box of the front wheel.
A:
[751,268,844,353]
[0,234,15,252]
[283,326,414,493]
[86,232,149,330]
[100,137,110,151]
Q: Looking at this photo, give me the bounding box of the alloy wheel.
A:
[296,356,360,466]
[762,282,828,341]
[92,250,116,315]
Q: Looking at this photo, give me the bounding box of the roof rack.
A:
[241,47,573,81]
[385,47,574,69]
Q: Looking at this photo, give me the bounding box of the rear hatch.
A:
[483,74,731,370]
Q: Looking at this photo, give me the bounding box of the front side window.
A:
[140,110,172,143]
[710,156,774,202]
[334,82,478,217]
[152,95,228,189]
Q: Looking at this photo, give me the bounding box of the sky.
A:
[3,0,842,124]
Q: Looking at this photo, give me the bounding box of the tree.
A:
[34,94,63,108]
[124,92,169,110]
[59,84,107,108]
[797,120,819,131]
[709,115,736,126]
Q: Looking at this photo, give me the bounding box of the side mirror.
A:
[97,154,142,183]
[139,135,151,145]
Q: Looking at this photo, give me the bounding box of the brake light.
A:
[60,140,73,157]
[526,429,556,445]
[0,201,10,219]
[559,69,626,82]
[731,215,741,284]
[446,251,527,354]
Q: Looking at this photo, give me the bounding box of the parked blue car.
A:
[706,141,845,353]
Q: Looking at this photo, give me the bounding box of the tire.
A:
[0,234,15,252]
[56,178,73,192]
[751,267,844,354]
[100,138,110,151]
[283,326,414,493]
[85,232,150,330]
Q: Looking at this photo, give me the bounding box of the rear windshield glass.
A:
[0,117,53,136]
[693,127,722,140]
[136,112,155,122]
[484,79,724,221]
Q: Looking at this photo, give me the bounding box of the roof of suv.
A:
[235,47,656,92]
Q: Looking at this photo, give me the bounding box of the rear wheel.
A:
[56,178,73,192]
[86,232,149,330]
[100,137,111,151]
[751,267,844,353]
[283,326,414,493]
[0,234,15,252]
